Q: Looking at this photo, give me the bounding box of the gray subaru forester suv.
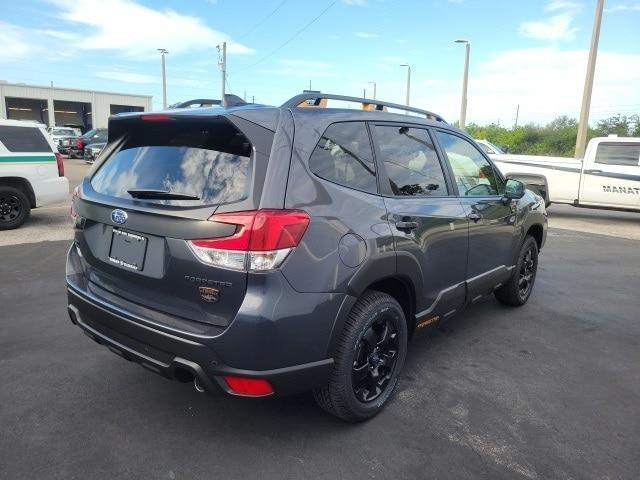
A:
[66,93,547,422]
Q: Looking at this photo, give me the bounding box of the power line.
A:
[236,0,289,40]
[234,0,338,74]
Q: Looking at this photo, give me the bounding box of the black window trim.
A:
[369,121,455,198]
[307,120,381,196]
[432,127,506,199]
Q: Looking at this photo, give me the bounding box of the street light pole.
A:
[217,42,227,107]
[575,0,604,158]
[157,48,168,109]
[400,64,411,106]
[455,39,470,129]
[368,81,377,100]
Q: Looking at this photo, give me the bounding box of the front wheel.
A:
[313,291,408,422]
[494,235,539,306]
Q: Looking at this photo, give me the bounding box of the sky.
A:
[1,0,639,125]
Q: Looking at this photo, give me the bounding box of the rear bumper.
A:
[35,176,69,207]
[67,285,335,396]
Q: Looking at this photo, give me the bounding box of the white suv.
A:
[0,119,70,229]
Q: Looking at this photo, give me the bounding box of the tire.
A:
[313,290,408,422]
[0,186,31,230]
[494,235,539,306]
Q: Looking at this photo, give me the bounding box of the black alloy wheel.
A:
[0,186,30,230]
[494,235,539,306]
[352,316,400,403]
[0,193,22,223]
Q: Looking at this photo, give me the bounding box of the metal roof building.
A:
[0,81,152,132]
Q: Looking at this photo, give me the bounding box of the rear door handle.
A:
[584,169,602,174]
[395,220,418,231]
[468,213,482,222]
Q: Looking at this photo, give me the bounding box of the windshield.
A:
[53,128,75,136]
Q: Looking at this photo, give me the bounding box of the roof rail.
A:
[281,93,446,123]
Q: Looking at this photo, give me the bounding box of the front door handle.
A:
[468,213,482,222]
[395,220,418,231]
[584,169,602,174]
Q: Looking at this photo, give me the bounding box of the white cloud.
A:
[0,22,37,62]
[545,1,582,12]
[260,59,337,78]
[95,69,208,88]
[411,48,640,125]
[519,13,578,41]
[354,31,379,39]
[520,0,581,41]
[47,0,253,58]
[95,70,156,84]
[605,2,640,12]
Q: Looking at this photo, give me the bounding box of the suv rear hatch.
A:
[73,112,275,328]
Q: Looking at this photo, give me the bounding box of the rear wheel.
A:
[494,235,539,306]
[313,290,408,422]
[0,186,30,230]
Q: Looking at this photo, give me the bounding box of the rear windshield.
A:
[91,117,252,207]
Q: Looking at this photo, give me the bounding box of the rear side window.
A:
[0,126,52,153]
[374,125,448,196]
[436,131,504,196]
[91,117,252,206]
[309,122,377,194]
[595,143,640,166]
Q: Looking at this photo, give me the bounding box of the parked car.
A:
[67,93,547,421]
[491,136,640,211]
[47,126,78,143]
[83,141,105,164]
[69,128,107,158]
[0,119,69,229]
[47,126,79,155]
[475,139,506,155]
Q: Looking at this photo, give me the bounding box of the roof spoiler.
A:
[281,92,446,123]
[171,94,248,109]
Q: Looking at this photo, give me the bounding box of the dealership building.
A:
[0,81,153,131]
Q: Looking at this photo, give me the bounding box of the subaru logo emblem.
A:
[111,209,128,225]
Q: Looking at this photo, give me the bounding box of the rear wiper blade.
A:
[127,189,200,200]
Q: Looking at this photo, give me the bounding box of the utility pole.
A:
[455,39,470,129]
[369,81,377,100]
[217,42,227,107]
[400,64,411,106]
[575,0,604,158]
[157,48,168,109]
[515,104,520,128]
[363,88,367,99]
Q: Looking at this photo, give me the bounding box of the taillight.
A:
[223,376,274,397]
[76,139,85,149]
[188,209,310,271]
[55,152,65,177]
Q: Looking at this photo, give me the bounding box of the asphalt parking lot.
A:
[1,161,639,479]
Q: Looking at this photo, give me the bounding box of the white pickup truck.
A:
[0,119,69,229]
[490,136,640,212]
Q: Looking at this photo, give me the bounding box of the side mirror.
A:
[502,178,525,204]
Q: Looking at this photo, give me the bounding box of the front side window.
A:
[595,143,640,167]
[309,122,377,194]
[374,125,448,196]
[436,131,504,196]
